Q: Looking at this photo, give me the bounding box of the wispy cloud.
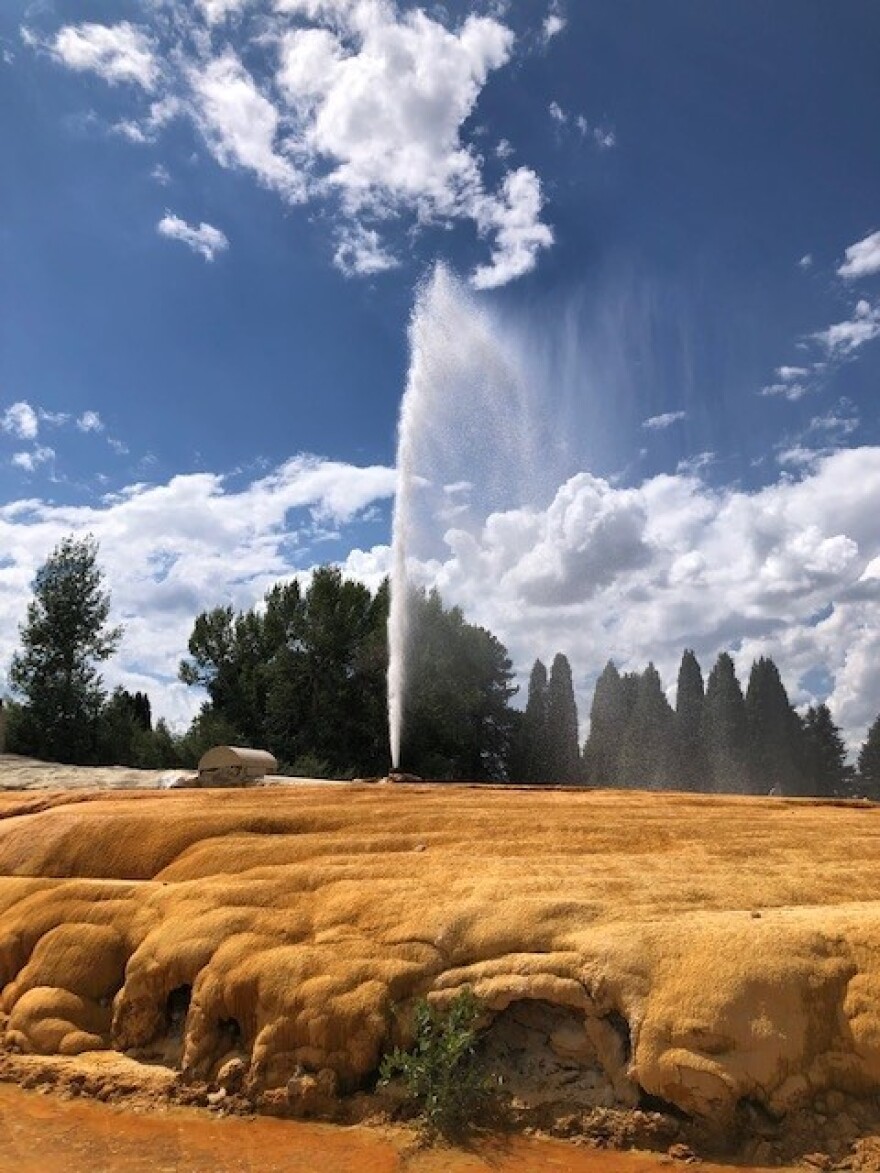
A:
[157,213,229,262]
[76,411,104,433]
[11,445,55,473]
[44,22,159,90]
[813,299,880,357]
[838,229,880,281]
[642,410,686,430]
[333,224,398,278]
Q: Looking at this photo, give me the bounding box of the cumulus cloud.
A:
[157,213,230,261]
[31,3,557,288]
[48,22,158,90]
[1,401,39,440]
[471,168,554,289]
[838,229,880,281]
[642,410,686,431]
[391,446,880,750]
[0,455,396,724]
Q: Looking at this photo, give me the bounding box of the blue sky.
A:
[1,0,879,747]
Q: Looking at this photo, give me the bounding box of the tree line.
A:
[4,534,880,798]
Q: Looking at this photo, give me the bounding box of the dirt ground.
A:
[1,756,880,1169]
[0,1083,791,1173]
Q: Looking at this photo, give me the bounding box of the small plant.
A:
[380,988,493,1140]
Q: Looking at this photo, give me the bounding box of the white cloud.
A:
[838,229,880,281]
[798,253,813,270]
[760,380,810,402]
[1,401,39,440]
[549,100,566,124]
[28,2,555,287]
[113,96,180,145]
[197,0,255,23]
[190,51,307,203]
[0,455,396,724]
[50,22,158,90]
[151,163,171,186]
[776,365,809,381]
[11,446,55,473]
[542,13,566,41]
[401,446,880,750]
[471,168,554,289]
[157,213,230,262]
[76,411,104,433]
[333,223,398,277]
[642,410,686,431]
[812,299,880,356]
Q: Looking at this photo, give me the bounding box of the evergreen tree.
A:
[801,704,851,797]
[510,659,549,782]
[582,662,637,787]
[702,652,750,793]
[858,715,880,800]
[546,653,580,784]
[744,657,804,795]
[675,649,707,791]
[618,663,677,789]
[9,535,122,764]
[401,588,517,780]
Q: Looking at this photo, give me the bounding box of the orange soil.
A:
[0,781,878,1166]
[0,1084,787,1173]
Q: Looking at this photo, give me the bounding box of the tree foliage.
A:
[675,650,707,791]
[545,653,580,783]
[9,535,122,764]
[702,653,750,793]
[801,704,851,798]
[858,715,880,800]
[745,657,804,795]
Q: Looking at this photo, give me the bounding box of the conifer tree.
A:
[582,661,625,786]
[858,715,880,800]
[702,652,750,793]
[744,657,804,795]
[516,659,550,782]
[675,649,707,791]
[546,653,580,783]
[618,663,677,789]
[801,704,851,797]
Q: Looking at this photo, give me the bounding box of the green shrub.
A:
[379,988,494,1140]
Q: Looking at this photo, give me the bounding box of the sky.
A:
[1,0,879,750]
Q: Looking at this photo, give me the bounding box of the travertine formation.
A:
[0,783,878,1125]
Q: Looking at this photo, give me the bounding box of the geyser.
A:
[387,265,545,769]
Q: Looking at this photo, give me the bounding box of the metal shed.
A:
[197,746,278,787]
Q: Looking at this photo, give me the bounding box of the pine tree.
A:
[618,663,677,789]
[546,653,580,784]
[858,715,880,800]
[583,662,629,786]
[512,659,550,782]
[801,704,851,797]
[702,652,750,793]
[9,535,122,764]
[745,657,804,795]
[675,649,707,791]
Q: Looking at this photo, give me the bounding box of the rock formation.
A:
[0,784,878,1136]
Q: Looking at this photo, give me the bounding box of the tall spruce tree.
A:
[801,704,851,797]
[618,663,677,789]
[858,715,880,800]
[9,535,122,764]
[546,653,580,784]
[745,657,804,795]
[675,649,707,791]
[702,652,750,793]
[512,659,550,782]
[582,661,626,786]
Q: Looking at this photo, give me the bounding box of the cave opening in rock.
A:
[217,1016,243,1050]
[165,985,192,1038]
